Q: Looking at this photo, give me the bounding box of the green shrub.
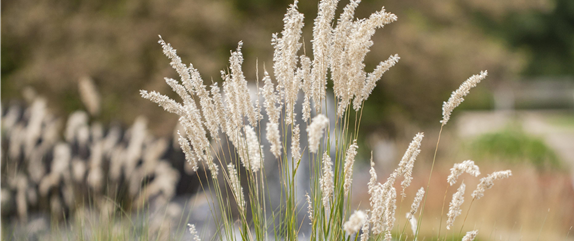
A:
[468,127,561,169]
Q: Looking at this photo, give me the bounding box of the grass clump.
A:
[139,0,515,240]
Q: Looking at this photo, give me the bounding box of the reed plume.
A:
[472,170,512,200]
[446,182,465,230]
[344,210,367,234]
[447,160,480,186]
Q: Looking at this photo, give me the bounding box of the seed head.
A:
[344,210,367,234]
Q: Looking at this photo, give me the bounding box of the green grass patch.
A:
[546,114,574,129]
[467,127,561,170]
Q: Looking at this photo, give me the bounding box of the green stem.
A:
[415,125,444,238]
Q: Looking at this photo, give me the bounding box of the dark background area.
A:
[2,0,573,137]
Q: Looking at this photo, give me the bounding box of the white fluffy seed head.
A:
[227,163,245,211]
[462,230,479,241]
[187,224,201,241]
[307,114,329,153]
[399,132,424,196]
[343,140,359,197]
[368,159,378,196]
[384,187,397,241]
[441,71,488,126]
[299,55,313,122]
[332,5,398,117]
[311,0,339,113]
[266,122,282,158]
[360,220,370,241]
[229,42,260,127]
[320,152,334,207]
[353,54,400,111]
[244,125,262,172]
[447,160,481,186]
[272,0,304,122]
[78,77,101,116]
[262,71,283,159]
[262,71,281,123]
[397,133,424,174]
[157,36,195,94]
[344,210,367,234]
[407,187,425,222]
[210,83,228,134]
[407,213,418,235]
[291,124,301,162]
[305,192,314,223]
[446,182,466,230]
[472,170,512,200]
[370,183,385,235]
[177,131,198,172]
[140,90,186,116]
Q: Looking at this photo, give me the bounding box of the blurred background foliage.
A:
[467,126,561,170]
[1,0,572,137]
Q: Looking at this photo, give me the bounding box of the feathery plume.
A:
[78,76,101,116]
[367,157,378,196]
[397,132,424,175]
[222,72,242,131]
[408,188,425,217]
[197,88,220,141]
[272,0,304,122]
[353,54,400,110]
[330,0,360,101]
[227,163,245,211]
[399,132,424,196]
[370,183,385,235]
[177,131,198,172]
[446,182,466,230]
[306,192,313,223]
[462,230,478,241]
[298,55,312,122]
[158,36,196,93]
[302,95,312,123]
[360,221,370,241]
[310,0,339,112]
[344,210,367,234]
[188,224,201,241]
[367,158,387,235]
[472,170,512,200]
[441,71,488,125]
[210,83,228,133]
[333,4,398,116]
[244,125,262,172]
[307,114,329,153]
[179,115,214,175]
[408,213,418,236]
[229,42,259,127]
[384,187,397,241]
[164,77,193,106]
[343,140,359,196]
[291,124,301,162]
[262,71,283,158]
[372,171,399,235]
[180,62,223,140]
[266,122,282,159]
[228,129,249,171]
[406,187,425,235]
[140,90,186,116]
[320,151,334,207]
[447,160,481,186]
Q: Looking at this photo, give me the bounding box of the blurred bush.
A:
[2,0,564,137]
[472,0,574,77]
[467,126,561,170]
